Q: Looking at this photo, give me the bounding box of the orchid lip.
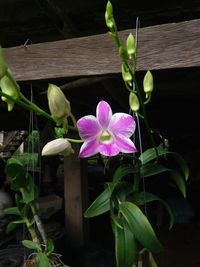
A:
[99,129,113,144]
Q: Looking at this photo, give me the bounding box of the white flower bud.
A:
[42,138,74,156]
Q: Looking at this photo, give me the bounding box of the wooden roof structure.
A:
[0,0,200,133]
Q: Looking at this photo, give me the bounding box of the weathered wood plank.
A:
[64,143,89,247]
[3,19,200,81]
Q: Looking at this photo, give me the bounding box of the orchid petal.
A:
[109,113,136,137]
[79,139,99,158]
[98,143,120,157]
[77,115,101,140]
[96,101,112,128]
[115,135,137,153]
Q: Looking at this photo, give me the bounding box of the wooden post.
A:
[64,143,89,247]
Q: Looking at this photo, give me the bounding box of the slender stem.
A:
[69,111,77,129]
[0,91,55,122]
[65,137,83,143]
[133,172,140,192]
[19,92,54,121]
[0,91,37,112]
[134,80,157,153]
[30,203,48,248]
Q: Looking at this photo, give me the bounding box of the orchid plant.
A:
[0,1,189,267]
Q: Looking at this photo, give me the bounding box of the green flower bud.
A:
[47,84,71,125]
[129,91,140,112]
[143,70,153,98]
[106,1,113,16]
[105,1,115,31]
[126,33,136,59]
[41,138,74,157]
[0,75,20,111]
[121,62,132,86]
[0,47,7,79]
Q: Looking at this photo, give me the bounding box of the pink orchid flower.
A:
[77,100,137,158]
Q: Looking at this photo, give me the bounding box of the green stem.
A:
[19,92,54,121]
[133,173,140,192]
[134,80,158,154]
[30,203,48,248]
[25,218,42,252]
[66,137,83,143]
[69,111,77,130]
[0,91,54,122]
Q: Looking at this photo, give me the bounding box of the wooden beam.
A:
[3,19,200,82]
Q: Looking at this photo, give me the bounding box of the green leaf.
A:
[20,174,38,204]
[6,219,26,234]
[84,186,111,217]
[120,202,163,252]
[170,171,186,198]
[11,174,26,191]
[47,239,54,256]
[139,144,167,164]
[5,158,25,178]
[22,240,41,251]
[166,152,189,181]
[12,152,38,171]
[6,221,18,234]
[140,163,186,198]
[113,165,136,183]
[35,253,51,267]
[113,217,136,267]
[111,181,133,203]
[140,163,169,178]
[133,192,174,229]
[3,206,21,216]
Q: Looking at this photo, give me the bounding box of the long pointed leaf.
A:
[139,144,167,164]
[113,165,137,183]
[120,201,163,253]
[133,192,174,229]
[84,186,111,217]
[140,163,169,178]
[3,206,21,216]
[166,152,189,181]
[113,217,136,267]
[170,171,186,198]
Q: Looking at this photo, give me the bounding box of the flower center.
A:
[99,130,113,144]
